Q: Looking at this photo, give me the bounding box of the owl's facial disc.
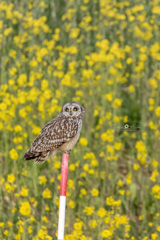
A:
[61,102,85,117]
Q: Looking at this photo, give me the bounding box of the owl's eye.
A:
[65,108,69,112]
[73,107,78,111]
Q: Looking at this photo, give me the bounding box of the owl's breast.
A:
[58,119,82,152]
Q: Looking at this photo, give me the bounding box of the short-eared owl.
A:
[24,102,85,164]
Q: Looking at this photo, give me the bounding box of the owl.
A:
[23,102,85,164]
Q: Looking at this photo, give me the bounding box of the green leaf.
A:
[129,183,137,200]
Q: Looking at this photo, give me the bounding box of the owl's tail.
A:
[23,150,49,164]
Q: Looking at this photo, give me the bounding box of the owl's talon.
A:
[63,150,71,154]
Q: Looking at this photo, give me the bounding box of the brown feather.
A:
[23,150,49,163]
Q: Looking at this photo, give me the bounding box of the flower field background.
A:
[0,0,160,239]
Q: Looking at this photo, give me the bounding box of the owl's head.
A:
[60,102,85,118]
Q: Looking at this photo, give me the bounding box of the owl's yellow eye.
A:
[65,108,69,112]
[73,107,78,111]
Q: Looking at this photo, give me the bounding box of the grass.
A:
[0,0,160,239]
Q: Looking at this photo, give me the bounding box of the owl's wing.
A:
[30,117,78,152]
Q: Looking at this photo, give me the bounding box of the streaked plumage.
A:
[23,102,85,164]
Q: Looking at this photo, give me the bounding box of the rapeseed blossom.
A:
[19,202,31,216]
[83,206,94,215]
[79,138,88,146]
[43,188,52,199]
[7,173,15,183]
[9,148,18,160]
[0,0,160,239]
[39,176,47,184]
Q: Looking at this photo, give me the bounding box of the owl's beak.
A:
[69,111,73,116]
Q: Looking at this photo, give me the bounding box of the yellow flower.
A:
[45,235,52,240]
[76,90,83,96]
[9,50,16,59]
[149,78,158,88]
[43,188,51,198]
[157,226,160,232]
[0,122,4,130]
[69,164,75,171]
[114,142,122,150]
[32,126,41,135]
[152,6,160,14]
[128,85,135,93]
[88,169,94,175]
[70,28,80,38]
[106,112,111,119]
[152,185,160,199]
[91,159,98,167]
[30,59,38,68]
[126,57,133,64]
[151,233,158,240]
[9,148,18,160]
[117,180,123,186]
[79,138,88,146]
[149,121,156,130]
[109,67,116,75]
[22,169,27,176]
[54,161,61,169]
[5,183,15,193]
[14,125,22,132]
[0,222,5,227]
[42,216,48,223]
[126,173,132,184]
[83,206,94,215]
[12,208,17,213]
[119,215,128,225]
[101,230,113,238]
[101,130,114,142]
[89,220,97,228]
[19,202,31,216]
[152,160,158,168]
[91,188,99,196]
[97,208,106,217]
[105,92,113,102]
[74,221,83,230]
[123,115,128,122]
[7,173,15,183]
[61,74,71,86]
[80,188,87,196]
[20,187,29,197]
[133,164,140,170]
[149,98,155,105]
[7,221,12,227]
[28,226,32,234]
[119,190,125,195]
[19,108,27,118]
[155,106,160,117]
[135,141,146,152]
[106,196,114,205]
[45,205,50,211]
[41,79,49,90]
[68,179,75,189]
[113,98,122,108]
[68,200,75,208]
[17,74,27,86]
[9,67,17,76]
[4,27,12,36]
[4,230,8,236]
[38,229,47,239]
[83,163,89,171]
[50,178,54,183]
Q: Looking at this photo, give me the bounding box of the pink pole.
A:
[58,152,69,240]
